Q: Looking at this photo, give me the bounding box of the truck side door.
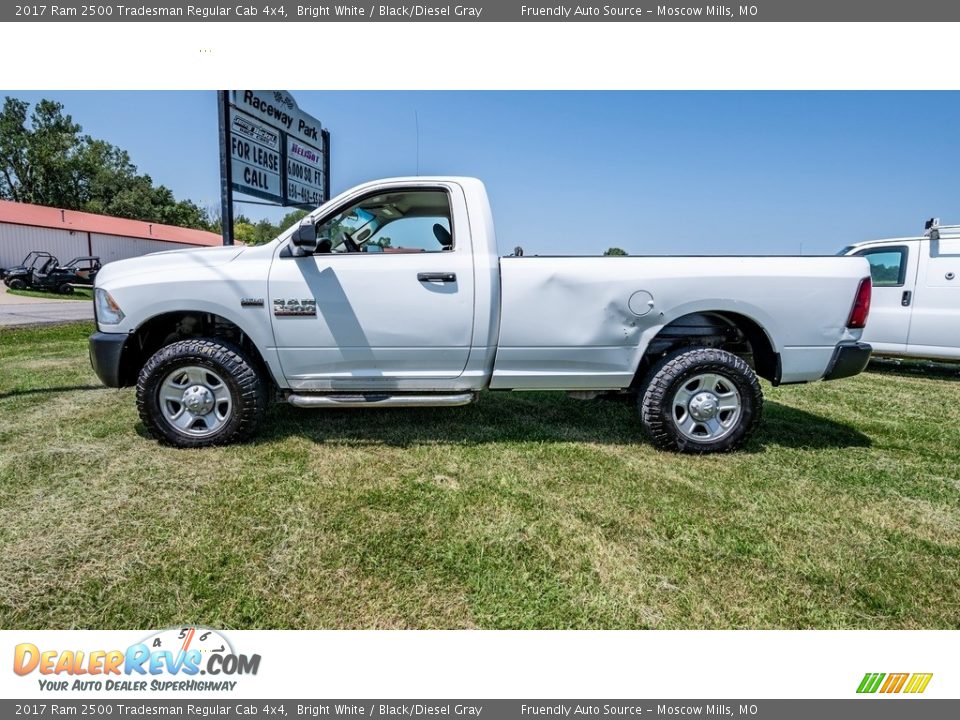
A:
[268,184,476,390]
[853,242,919,355]
[906,234,960,359]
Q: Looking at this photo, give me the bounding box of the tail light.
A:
[847,277,872,329]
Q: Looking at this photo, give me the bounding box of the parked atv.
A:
[3,252,101,294]
[46,256,102,293]
[2,252,59,291]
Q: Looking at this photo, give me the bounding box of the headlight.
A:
[95,288,125,325]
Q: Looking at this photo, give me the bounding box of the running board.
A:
[287,392,476,408]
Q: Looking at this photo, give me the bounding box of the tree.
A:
[232,220,259,245]
[0,97,83,206]
[0,96,212,231]
[228,212,306,245]
[278,208,309,229]
[604,247,628,256]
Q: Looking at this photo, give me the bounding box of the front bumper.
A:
[89,332,129,388]
[823,341,872,381]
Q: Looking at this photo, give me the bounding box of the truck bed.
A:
[490,255,870,390]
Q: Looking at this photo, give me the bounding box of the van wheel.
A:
[639,347,763,454]
[137,339,267,448]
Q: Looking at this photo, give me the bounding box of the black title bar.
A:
[5,0,960,21]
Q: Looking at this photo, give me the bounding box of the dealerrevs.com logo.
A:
[13,627,260,692]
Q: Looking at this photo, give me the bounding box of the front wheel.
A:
[7,278,26,290]
[639,347,763,454]
[137,339,267,448]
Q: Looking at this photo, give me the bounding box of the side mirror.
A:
[291,219,319,254]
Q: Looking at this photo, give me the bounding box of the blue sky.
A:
[5,90,959,255]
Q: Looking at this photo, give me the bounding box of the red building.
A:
[0,200,222,269]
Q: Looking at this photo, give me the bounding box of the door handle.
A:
[417,272,456,283]
[901,290,912,307]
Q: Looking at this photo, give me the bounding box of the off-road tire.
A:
[639,347,763,454]
[58,283,74,294]
[7,278,26,290]
[137,338,267,448]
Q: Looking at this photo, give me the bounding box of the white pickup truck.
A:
[89,177,873,453]
[839,219,960,361]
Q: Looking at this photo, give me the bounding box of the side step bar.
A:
[287,392,476,408]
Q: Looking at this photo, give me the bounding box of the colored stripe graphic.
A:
[857,672,932,694]
[880,673,909,693]
[857,673,885,693]
[904,673,933,694]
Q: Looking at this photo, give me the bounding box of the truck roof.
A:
[845,235,927,249]
[844,219,960,252]
[317,176,486,218]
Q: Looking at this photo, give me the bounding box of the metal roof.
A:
[0,200,222,247]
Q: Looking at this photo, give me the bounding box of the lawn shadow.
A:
[866,358,960,383]
[247,392,870,451]
[750,401,871,451]
[0,384,105,400]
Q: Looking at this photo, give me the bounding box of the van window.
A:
[856,247,908,287]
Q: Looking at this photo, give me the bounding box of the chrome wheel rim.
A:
[158,365,233,437]
[671,372,741,442]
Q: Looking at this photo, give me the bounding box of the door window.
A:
[314,189,453,254]
[856,247,908,287]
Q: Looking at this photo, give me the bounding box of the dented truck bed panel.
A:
[491,255,870,389]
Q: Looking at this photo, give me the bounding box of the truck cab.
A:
[840,219,960,360]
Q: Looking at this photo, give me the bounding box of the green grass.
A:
[5,286,93,301]
[1,322,958,630]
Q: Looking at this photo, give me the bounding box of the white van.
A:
[840,220,960,360]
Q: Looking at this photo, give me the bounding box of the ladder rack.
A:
[924,218,960,240]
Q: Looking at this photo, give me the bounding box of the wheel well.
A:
[116,311,272,388]
[632,311,780,386]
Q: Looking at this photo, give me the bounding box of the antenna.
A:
[414,110,420,176]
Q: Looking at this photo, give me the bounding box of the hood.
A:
[95,245,246,286]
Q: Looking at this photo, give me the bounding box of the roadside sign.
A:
[231,90,323,149]
[227,90,328,207]
[286,136,325,208]
[217,90,331,244]
[229,109,282,202]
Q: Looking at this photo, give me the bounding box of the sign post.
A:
[322,128,331,206]
[217,90,235,246]
[217,90,329,246]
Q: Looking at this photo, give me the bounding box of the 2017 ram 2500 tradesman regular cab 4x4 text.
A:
[89,177,873,453]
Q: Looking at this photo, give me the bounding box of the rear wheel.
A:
[58,283,74,294]
[639,347,762,454]
[137,339,267,448]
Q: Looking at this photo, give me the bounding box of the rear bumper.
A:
[89,332,128,388]
[823,341,872,381]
